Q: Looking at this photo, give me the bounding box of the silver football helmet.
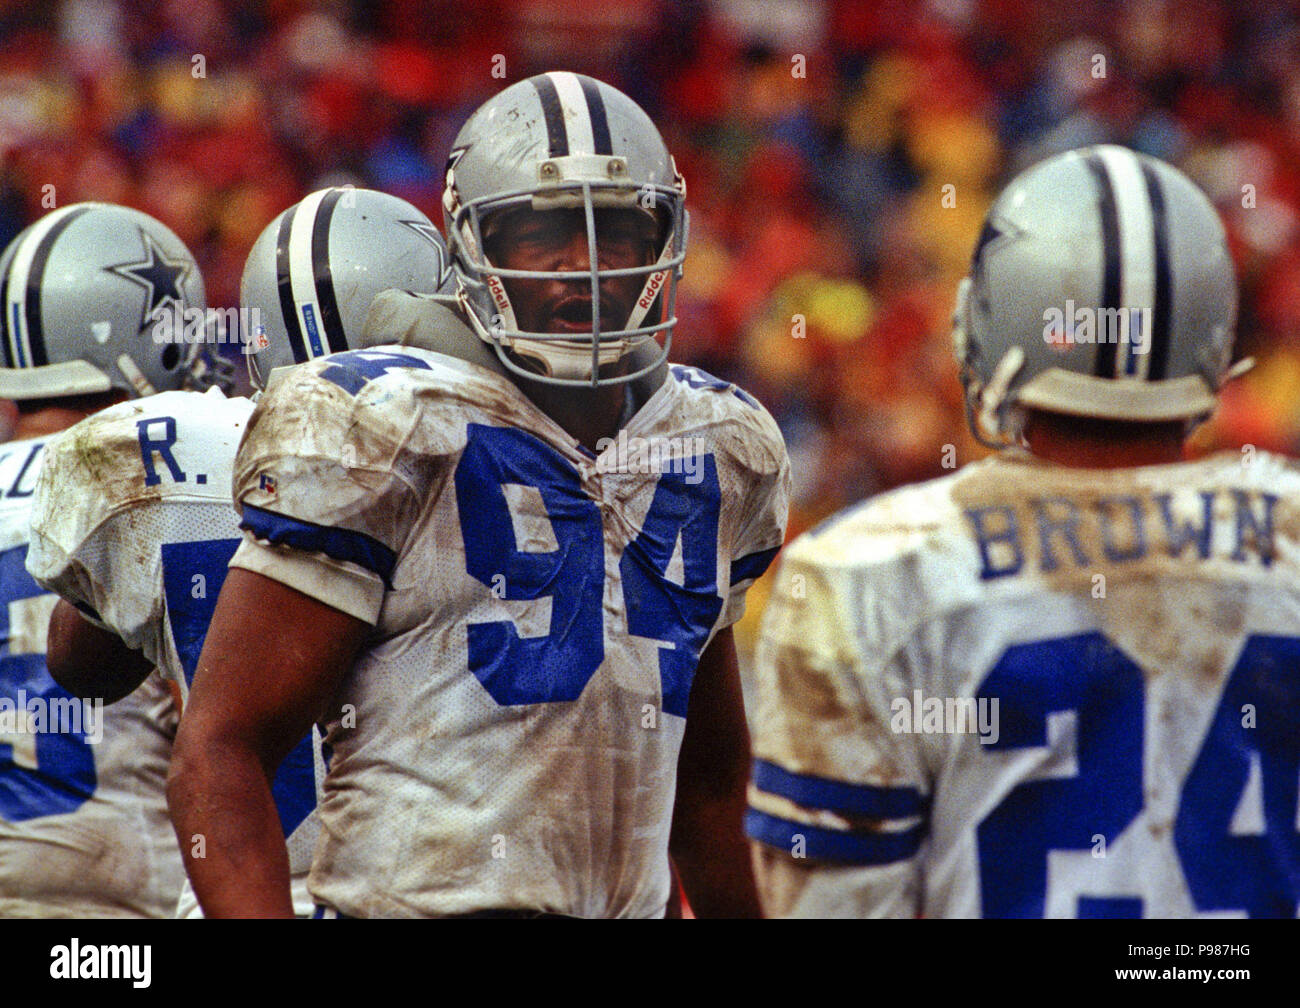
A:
[0,202,206,400]
[442,71,687,387]
[241,186,455,390]
[953,144,1242,445]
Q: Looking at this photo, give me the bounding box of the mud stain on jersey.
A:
[63,418,166,512]
[67,424,116,484]
[761,641,902,787]
[952,457,1280,690]
[770,645,852,725]
[953,456,1290,581]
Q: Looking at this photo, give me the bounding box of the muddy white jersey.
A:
[25,388,324,915]
[0,434,182,917]
[28,390,249,684]
[231,347,790,917]
[748,450,1300,919]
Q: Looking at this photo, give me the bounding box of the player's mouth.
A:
[545,294,621,334]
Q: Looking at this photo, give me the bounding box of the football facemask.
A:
[443,71,687,388]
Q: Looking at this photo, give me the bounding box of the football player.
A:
[168,71,792,918]
[0,202,202,917]
[746,144,1299,918]
[25,187,454,916]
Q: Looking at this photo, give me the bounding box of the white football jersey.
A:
[0,434,182,917]
[25,388,324,916]
[748,450,1300,919]
[230,347,790,917]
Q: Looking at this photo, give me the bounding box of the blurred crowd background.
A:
[1,0,1296,608]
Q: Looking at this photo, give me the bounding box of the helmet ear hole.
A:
[646,204,672,249]
[161,344,181,371]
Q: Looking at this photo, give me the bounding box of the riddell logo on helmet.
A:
[638,271,667,311]
[486,274,510,312]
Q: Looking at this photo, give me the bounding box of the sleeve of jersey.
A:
[719,405,791,629]
[25,420,163,655]
[745,548,929,918]
[230,367,426,626]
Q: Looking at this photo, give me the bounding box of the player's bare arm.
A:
[669,626,763,918]
[167,567,369,918]
[45,598,152,703]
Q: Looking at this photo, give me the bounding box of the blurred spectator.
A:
[1,0,1296,656]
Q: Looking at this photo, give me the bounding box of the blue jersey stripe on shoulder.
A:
[730,545,780,585]
[669,364,759,408]
[745,808,923,866]
[752,758,927,818]
[241,504,397,586]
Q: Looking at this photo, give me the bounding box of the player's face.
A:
[484,207,660,336]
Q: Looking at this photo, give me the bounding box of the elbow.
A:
[45,599,150,703]
[45,628,94,701]
[165,723,200,823]
[167,712,226,824]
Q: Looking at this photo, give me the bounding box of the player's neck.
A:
[517,381,628,453]
[1022,410,1186,469]
[12,406,98,440]
[9,391,129,441]
[1026,438,1184,468]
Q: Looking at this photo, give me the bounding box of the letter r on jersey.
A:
[137,417,186,486]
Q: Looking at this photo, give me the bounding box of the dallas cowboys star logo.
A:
[398,219,452,288]
[106,229,192,326]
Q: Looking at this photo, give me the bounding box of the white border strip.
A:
[1095,146,1156,379]
[5,205,82,369]
[550,71,595,156]
[287,188,329,359]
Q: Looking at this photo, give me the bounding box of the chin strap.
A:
[621,222,678,336]
[521,341,637,382]
[970,345,1025,447]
